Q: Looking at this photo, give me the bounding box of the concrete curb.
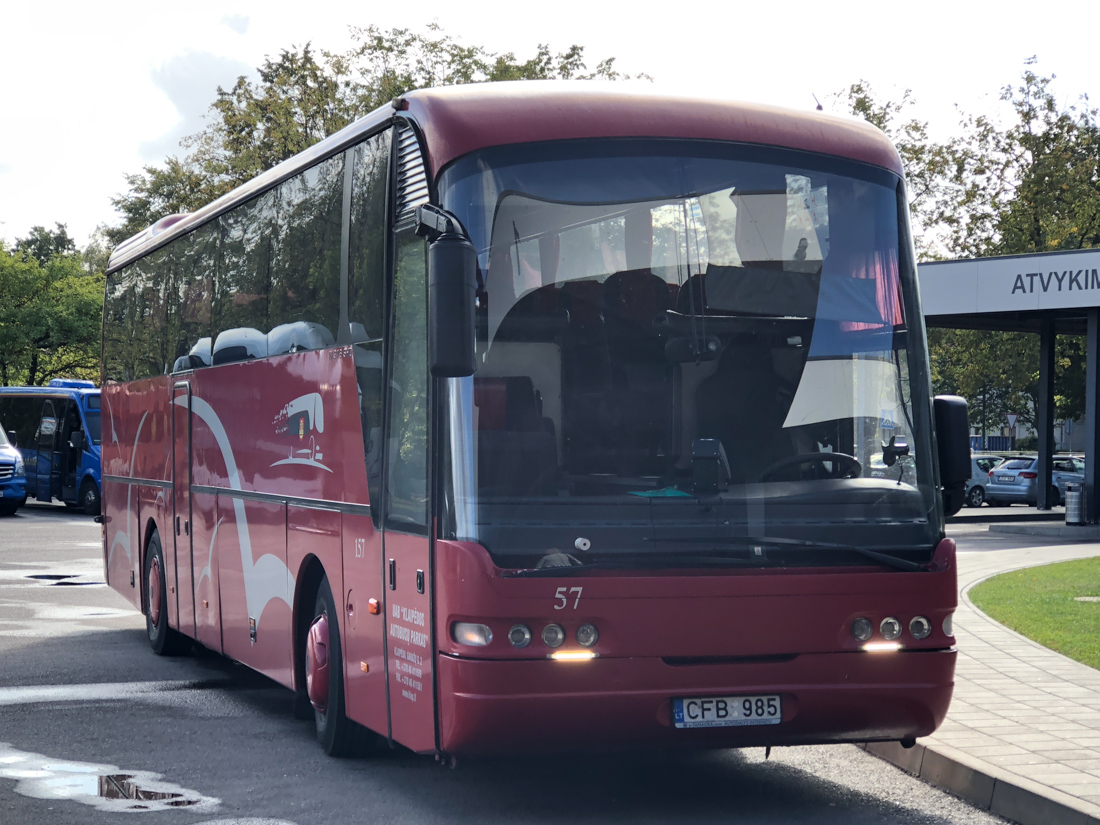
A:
[988,523,1100,540]
[949,511,1065,525]
[861,741,1100,825]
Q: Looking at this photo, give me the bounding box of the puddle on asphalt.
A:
[23,573,104,587]
[0,742,220,813]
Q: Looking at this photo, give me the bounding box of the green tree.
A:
[996,67,1100,254]
[0,243,104,386]
[14,223,77,267]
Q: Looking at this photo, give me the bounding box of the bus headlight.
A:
[880,617,902,641]
[452,622,492,647]
[508,624,532,648]
[851,617,873,642]
[943,613,954,638]
[541,624,565,648]
[909,616,931,640]
[13,456,25,477]
[576,624,599,647]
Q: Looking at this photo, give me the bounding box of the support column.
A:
[1036,320,1056,509]
[1086,310,1100,522]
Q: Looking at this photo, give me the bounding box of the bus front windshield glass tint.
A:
[438,140,938,572]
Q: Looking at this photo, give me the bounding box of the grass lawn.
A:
[969,556,1100,671]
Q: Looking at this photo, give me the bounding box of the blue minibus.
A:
[0,379,101,514]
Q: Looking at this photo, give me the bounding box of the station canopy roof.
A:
[919,248,1100,335]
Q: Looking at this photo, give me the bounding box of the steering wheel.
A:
[758,452,862,482]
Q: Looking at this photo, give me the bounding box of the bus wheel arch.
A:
[293,557,325,715]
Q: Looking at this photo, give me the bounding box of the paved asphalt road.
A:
[0,503,1008,825]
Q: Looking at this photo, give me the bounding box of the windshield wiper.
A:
[501,554,759,578]
[644,534,926,572]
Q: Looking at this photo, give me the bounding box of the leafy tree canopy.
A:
[14,223,77,267]
[0,242,104,386]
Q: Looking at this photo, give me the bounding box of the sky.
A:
[1,0,1096,250]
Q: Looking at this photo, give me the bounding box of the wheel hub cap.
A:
[147,557,161,626]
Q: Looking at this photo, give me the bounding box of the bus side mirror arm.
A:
[934,395,970,518]
[417,205,478,378]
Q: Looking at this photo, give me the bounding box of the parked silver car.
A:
[965,454,1003,507]
[984,457,1083,506]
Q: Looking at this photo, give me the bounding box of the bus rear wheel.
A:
[145,530,188,656]
[308,576,356,756]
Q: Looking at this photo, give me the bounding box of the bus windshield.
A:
[84,409,101,446]
[438,139,938,571]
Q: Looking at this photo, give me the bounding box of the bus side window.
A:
[384,233,429,531]
[349,129,391,525]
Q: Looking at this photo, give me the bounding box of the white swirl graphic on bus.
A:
[174,395,292,628]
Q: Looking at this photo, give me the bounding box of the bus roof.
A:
[402,82,903,179]
[108,82,902,273]
[0,383,99,398]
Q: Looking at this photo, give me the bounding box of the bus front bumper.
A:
[437,648,955,755]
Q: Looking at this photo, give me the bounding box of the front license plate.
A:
[998,475,1014,482]
[673,695,781,728]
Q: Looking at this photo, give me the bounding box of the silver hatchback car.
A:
[984,457,1083,506]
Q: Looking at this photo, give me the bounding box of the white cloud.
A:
[222,14,249,35]
[139,51,256,162]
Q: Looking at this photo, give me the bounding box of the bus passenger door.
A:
[171,382,196,638]
[34,401,58,502]
[382,232,437,754]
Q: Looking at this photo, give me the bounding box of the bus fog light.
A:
[851,618,873,642]
[508,624,532,648]
[576,624,598,647]
[880,617,902,641]
[909,616,931,640]
[943,613,954,638]
[541,624,565,648]
[452,622,492,647]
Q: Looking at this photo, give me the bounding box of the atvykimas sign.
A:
[1010,269,1100,294]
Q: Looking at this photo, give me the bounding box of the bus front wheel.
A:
[144,531,188,656]
[80,479,101,516]
[309,576,356,756]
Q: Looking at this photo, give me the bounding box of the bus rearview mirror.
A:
[428,233,477,378]
[934,395,970,517]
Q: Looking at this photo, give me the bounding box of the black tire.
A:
[966,486,985,508]
[1052,486,1063,506]
[144,531,188,656]
[0,501,20,516]
[311,576,356,756]
[80,479,101,516]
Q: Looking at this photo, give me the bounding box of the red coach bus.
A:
[101,82,970,758]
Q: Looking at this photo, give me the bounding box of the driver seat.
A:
[694,343,795,484]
